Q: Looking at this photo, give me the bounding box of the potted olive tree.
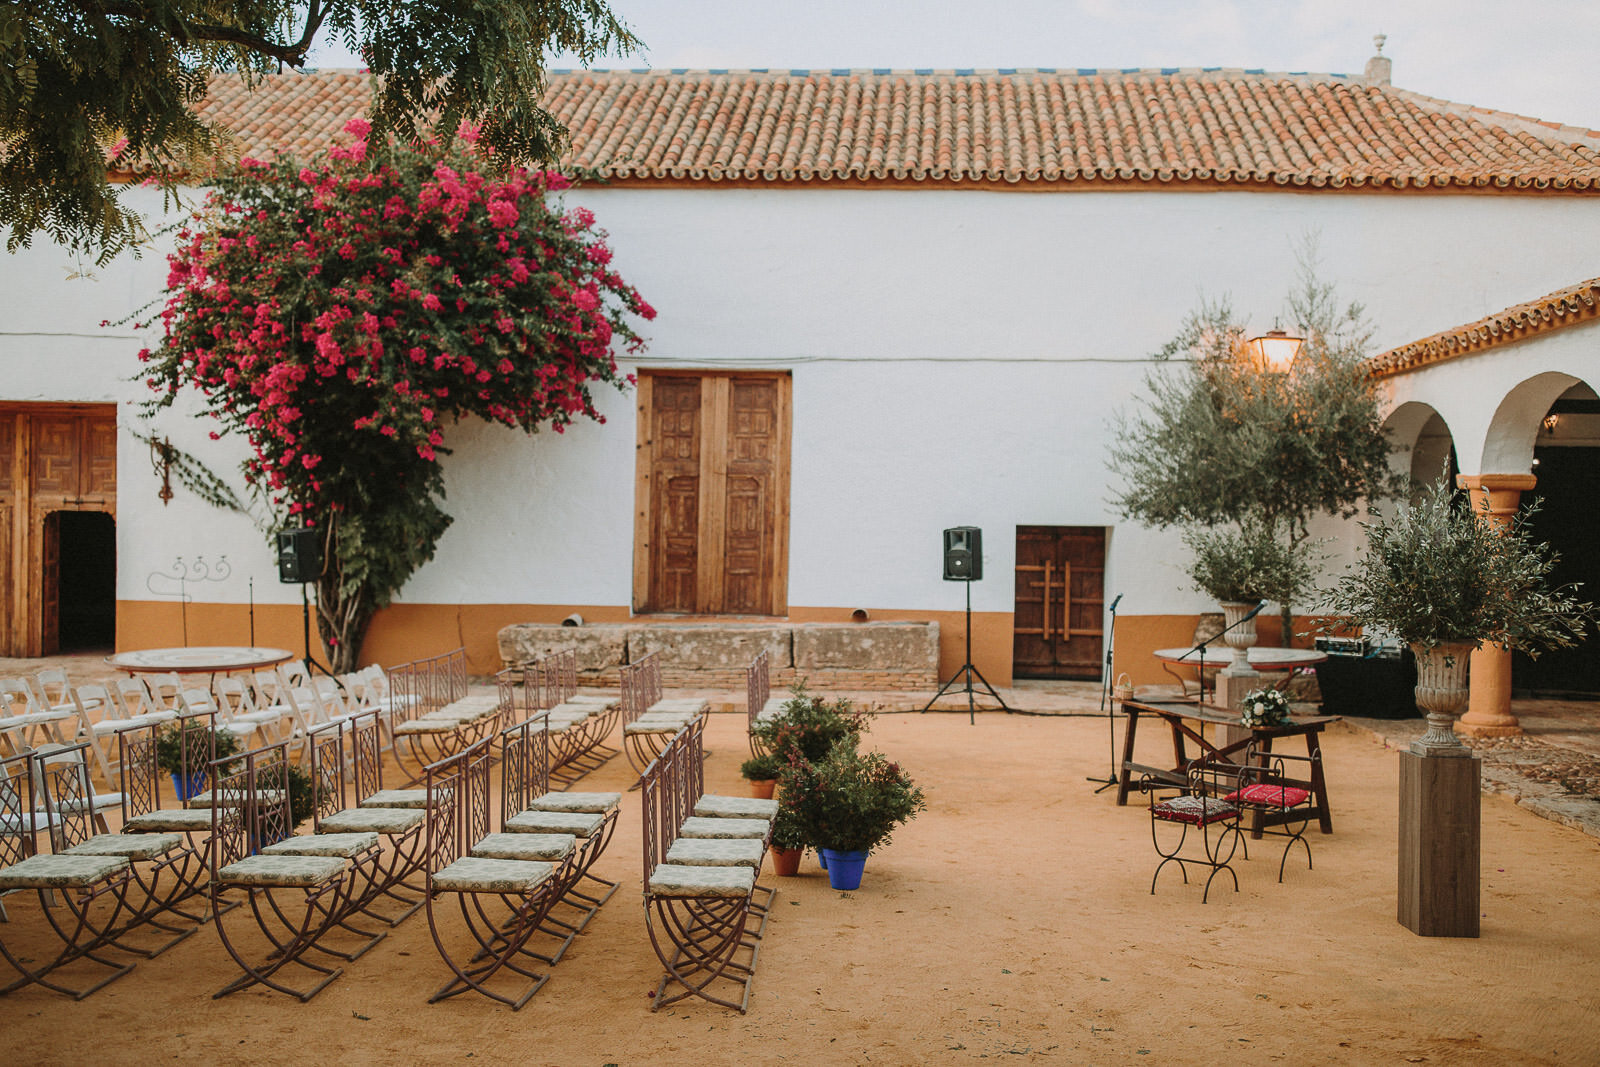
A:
[1324,475,1591,755]
[1184,520,1319,670]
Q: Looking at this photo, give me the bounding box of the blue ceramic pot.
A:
[820,848,868,891]
[170,770,206,802]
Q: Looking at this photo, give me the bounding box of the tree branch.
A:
[79,0,327,68]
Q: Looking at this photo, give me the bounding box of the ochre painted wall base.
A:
[117,599,1318,692]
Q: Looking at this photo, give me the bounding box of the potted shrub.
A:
[1184,520,1319,669]
[1323,474,1592,755]
[766,798,809,877]
[155,721,242,801]
[779,741,926,891]
[739,753,783,799]
[752,683,869,765]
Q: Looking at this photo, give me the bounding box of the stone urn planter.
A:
[1409,642,1475,757]
[1220,600,1260,671]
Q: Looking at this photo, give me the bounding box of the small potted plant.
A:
[1323,474,1592,755]
[766,798,809,877]
[155,721,242,801]
[779,741,926,891]
[752,683,869,765]
[739,753,783,799]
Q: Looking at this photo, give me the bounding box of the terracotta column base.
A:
[1457,643,1524,738]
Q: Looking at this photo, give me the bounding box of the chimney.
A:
[1364,34,1392,87]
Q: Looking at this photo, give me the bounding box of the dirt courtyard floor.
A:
[6,709,1600,1066]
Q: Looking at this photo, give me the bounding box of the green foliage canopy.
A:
[1323,474,1593,653]
[0,0,641,262]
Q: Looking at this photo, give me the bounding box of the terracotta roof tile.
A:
[1367,279,1600,379]
[193,68,1600,191]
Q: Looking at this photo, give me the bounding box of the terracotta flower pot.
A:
[747,778,777,799]
[770,846,803,876]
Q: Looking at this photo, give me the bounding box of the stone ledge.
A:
[497,620,939,691]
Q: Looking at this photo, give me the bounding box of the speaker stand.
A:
[299,581,334,679]
[922,579,1010,724]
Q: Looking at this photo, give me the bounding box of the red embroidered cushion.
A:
[1226,783,1311,807]
[1152,794,1238,826]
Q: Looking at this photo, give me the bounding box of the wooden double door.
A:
[1,405,118,655]
[1013,525,1106,680]
[633,372,791,615]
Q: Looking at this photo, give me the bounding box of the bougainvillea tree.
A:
[141,120,653,671]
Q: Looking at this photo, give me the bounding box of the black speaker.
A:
[277,527,322,584]
[942,526,982,581]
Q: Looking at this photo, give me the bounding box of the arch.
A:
[1381,401,1455,488]
[1480,371,1586,474]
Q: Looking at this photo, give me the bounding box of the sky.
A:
[308,0,1600,130]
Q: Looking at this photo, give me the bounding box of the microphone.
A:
[1109,593,1123,612]
[1242,599,1267,621]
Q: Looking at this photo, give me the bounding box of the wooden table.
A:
[1115,697,1339,834]
[105,646,294,675]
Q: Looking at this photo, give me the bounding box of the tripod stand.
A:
[922,578,1010,724]
[1087,593,1122,793]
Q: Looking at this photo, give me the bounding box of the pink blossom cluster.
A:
[140,119,654,518]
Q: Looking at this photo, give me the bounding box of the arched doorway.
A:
[1514,385,1600,697]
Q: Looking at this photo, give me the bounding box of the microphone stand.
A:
[1180,600,1267,705]
[1087,593,1123,793]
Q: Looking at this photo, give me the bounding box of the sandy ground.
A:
[5,709,1600,1066]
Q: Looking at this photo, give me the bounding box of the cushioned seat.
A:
[504,809,604,837]
[217,853,349,888]
[431,856,553,894]
[624,719,687,735]
[318,806,425,835]
[124,808,215,833]
[647,863,756,898]
[393,719,464,736]
[263,831,381,858]
[678,816,769,840]
[469,832,575,862]
[361,789,430,809]
[523,791,621,814]
[187,789,284,808]
[648,698,708,713]
[1152,794,1238,826]
[64,833,183,860]
[1226,783,1312,807]
[564,694,618,708]
[0,853,128,889]
[693,795,779,820]
[666,837,765,868]
[120,812,214,838]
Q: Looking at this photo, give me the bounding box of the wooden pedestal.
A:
[1397,750,1480,938]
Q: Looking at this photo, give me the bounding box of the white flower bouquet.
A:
[1238,687,1292,727]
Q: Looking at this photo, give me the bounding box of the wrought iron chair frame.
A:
[207,742,361,1002]
[0,748,140,1000]
[641,724,762,1013]
[1143,761,1244,903]
[424,737,563,1010]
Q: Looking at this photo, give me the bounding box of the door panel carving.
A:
[636,373,789,615]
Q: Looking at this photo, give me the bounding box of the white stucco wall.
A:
[5,182,1599,616]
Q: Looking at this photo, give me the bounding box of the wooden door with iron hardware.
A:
[1012,525,1105,680]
